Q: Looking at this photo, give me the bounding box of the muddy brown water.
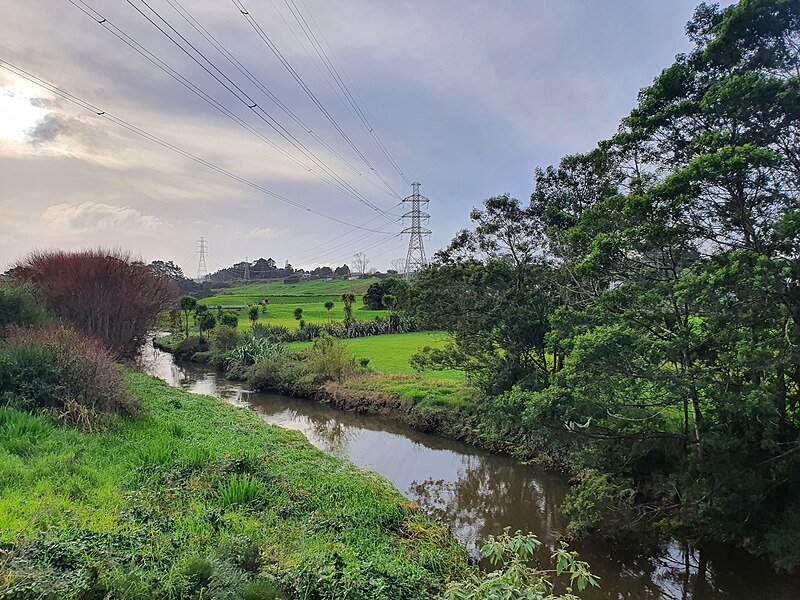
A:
[142,343,796,599]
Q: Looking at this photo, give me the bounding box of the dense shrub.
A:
[0,325,137,429]
[302,335,356,383]
[174,336,209,361]
[11,250,176,360]
[208,325,239,354]
[246,353,308,394]
[0,281,50,333]
[226,336,285,368]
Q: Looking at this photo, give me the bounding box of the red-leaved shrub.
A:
[11,250,176,360]
[1,325,138,429]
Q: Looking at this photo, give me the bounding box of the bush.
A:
[246,353,308,394]
[303,335,355,383]
[174,336,209,361]
[208,325,239,354]
[442,529,598,599]
[227,336,285,368]
[0,281,50,333]
[11,249,177,360]
[0,325,138,429]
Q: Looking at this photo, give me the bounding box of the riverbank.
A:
[0,370,469,598]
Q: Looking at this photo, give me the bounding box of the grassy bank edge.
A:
[0,370,470,598]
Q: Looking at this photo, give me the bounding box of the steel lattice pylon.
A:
[196,237,208,282]
[402,182,431,279]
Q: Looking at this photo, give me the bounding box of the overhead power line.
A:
[0,59,396,234]
[162,0,402,201]
[118,0,397,223]
[280,0,412,185]
[231,0,407,199]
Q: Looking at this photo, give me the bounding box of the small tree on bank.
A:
[179,296,198,339]
[248,306,260,328]
[324,300,334,322]
[341,292,355,336]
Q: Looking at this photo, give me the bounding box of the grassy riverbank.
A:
[0,371,469,598]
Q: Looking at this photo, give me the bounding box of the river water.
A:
[142,344,796,599]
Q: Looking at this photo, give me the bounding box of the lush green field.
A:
[198,278,381,330]
[289,332,464,382]
[218,278,378,298]
[0,371,468,598]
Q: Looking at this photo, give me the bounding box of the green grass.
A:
[0,372,468,598]
[289,332,464,382]
[217,278,378,297]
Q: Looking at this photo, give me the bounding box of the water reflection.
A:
[143,343,797,599]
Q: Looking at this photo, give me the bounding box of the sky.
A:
[0,0,726,277]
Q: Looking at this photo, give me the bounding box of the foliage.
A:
[11,250,176,360]
[407,0,800,568]
[293,307,303,321]
[0,325,137,429]
[207,325,239,354]
[173,336,209,361]
[363,278,409,310]
[0,281,50,334]
[303,335,357,383]
[226,336,285,368]
[179,295,198,338]
[219,312,239,329]
[442,530,598,600]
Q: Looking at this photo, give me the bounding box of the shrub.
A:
[227,336,285,368]
[174,336,209,361]
[246,352,308,394]
[0,281,50,333]
[11,250,176,360]
[219,312,239,328]
[303,335,355,383]
[0,325,138,429]
[442,530,598,599]
[208,325,239,354]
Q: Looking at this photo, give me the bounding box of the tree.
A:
[341,292,356,335]
[219,312,238,328]
[248,306,260,328]
[352,252,369,275]
[382,293,397,333]
[147,260,185,282]
[197,312,216,338]
[179,296,197,339]
[12,250,177,359]
[410,196,556,393]
[0,281,50,333]
[334,264,351,277]
[324,300,334,322]
[363,278,409,310]
[293,307,303,321]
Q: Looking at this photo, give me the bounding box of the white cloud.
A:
[245,227,289,240]
[42,201,163,233]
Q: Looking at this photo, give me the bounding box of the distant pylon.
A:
[402,182,431,279]
[196,237,208,281]
[243,257,250,281]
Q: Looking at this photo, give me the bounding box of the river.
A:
[142,343,796,599]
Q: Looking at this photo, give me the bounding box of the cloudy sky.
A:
[0,0,723,276]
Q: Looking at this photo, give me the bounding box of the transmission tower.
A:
[401,182,431,279]
[196,237,208,281]
[243,257,250,281]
